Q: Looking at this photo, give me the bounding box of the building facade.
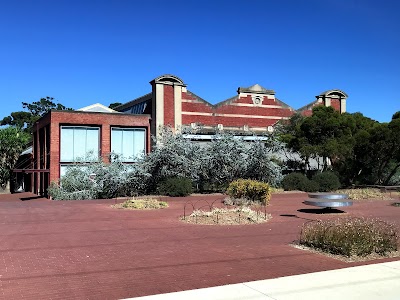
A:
[18,74,347,196]
[116,74,348,137]
[23,106,151,196]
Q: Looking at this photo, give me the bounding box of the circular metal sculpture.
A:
[303,193,352,208]
[308,193,349,200]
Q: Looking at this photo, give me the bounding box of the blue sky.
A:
[1,0,399,122]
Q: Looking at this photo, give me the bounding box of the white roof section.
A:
[21,146,33,156]
[77,103,119,113]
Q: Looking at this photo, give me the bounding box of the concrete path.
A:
[128,261,400,300]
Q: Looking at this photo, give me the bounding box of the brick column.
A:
[150,75,186,137]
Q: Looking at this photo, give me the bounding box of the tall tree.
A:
[279,107,352,171]
[1,97,72,133]
[0,127,31,189]
[109,102,122,110]
[281,107,400,186]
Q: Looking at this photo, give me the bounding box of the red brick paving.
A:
[0,192,399,299]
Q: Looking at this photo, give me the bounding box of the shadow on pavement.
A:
[19,195,45,201]
[297,208,346,214]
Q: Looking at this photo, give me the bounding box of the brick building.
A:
[116,74,348,137]
[18,74,347,196]
[20,104,151,196]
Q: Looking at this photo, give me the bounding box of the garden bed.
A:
[181,206,271,225]
[292,243,400,263]
[296,216,399,262]
[337,188,400,200]
[112,198,168,210]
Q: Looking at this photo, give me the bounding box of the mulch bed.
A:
[181,207,272,225]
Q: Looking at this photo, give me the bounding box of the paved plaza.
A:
[0,192,398,299]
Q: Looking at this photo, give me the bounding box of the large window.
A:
[111,128,146,162]
[60,126,100,162]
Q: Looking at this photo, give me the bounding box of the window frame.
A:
[59,125,101,163]
[110,126,147,163]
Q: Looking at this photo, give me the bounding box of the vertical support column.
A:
[150,75,186,140]
[102,125,109,163]
[34,126,39,194]
[43,126,47,170]
[325,97,331,107]
[155,84,164,138]
[174,85,182,131]
[39,128,44,196]
[340,98,346,113]
[50,120,60,184]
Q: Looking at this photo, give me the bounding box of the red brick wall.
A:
[181,93,293,128]
[34,111,151,184]
[182,92,197,101]
[215,105,292,117]
[163,85,175,126]
[300,98,342,116]
[330,99,341,112]
[234,95,253,104]
[182,102,214,113]
[301,109,313,117]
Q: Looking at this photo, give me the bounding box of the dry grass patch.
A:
[270,187,284,193]
[112,197,168,210]
[182,207,271,225]
[337,188,399,200]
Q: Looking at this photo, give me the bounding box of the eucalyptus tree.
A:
[0,127,30,189]
[1,97,72,133]
[143,127,204,190]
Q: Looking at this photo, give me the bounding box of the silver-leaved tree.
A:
[48,126,283,199]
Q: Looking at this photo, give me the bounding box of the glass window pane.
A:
[73,128,87,160]
[111,129,123,158]
[60,128,74,162]
[122,129,135,162]
[60,126,100,162]
[60,165,68,177]
[111,128,146,162]
[133,130,145,159]
[86,128,100,159]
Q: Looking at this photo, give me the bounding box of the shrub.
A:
[144,127,203,192]
[312,171,340,192]
[144,128,283,193]
[226,179,271,205]
[302,180,320,192]
[242,140,283,187]
[281,173,308,191]
[157,177,193,197]
[48,153,151,200]
[300,217,399,257]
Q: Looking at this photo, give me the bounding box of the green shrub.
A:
[312,171,341,192]
[157,177,193,197]
[226,179,271,205]
[282,173,308,191]
[300,217,399,257]
[303,180,320,192]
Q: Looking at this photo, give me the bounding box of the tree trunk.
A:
[383,163,400,185]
